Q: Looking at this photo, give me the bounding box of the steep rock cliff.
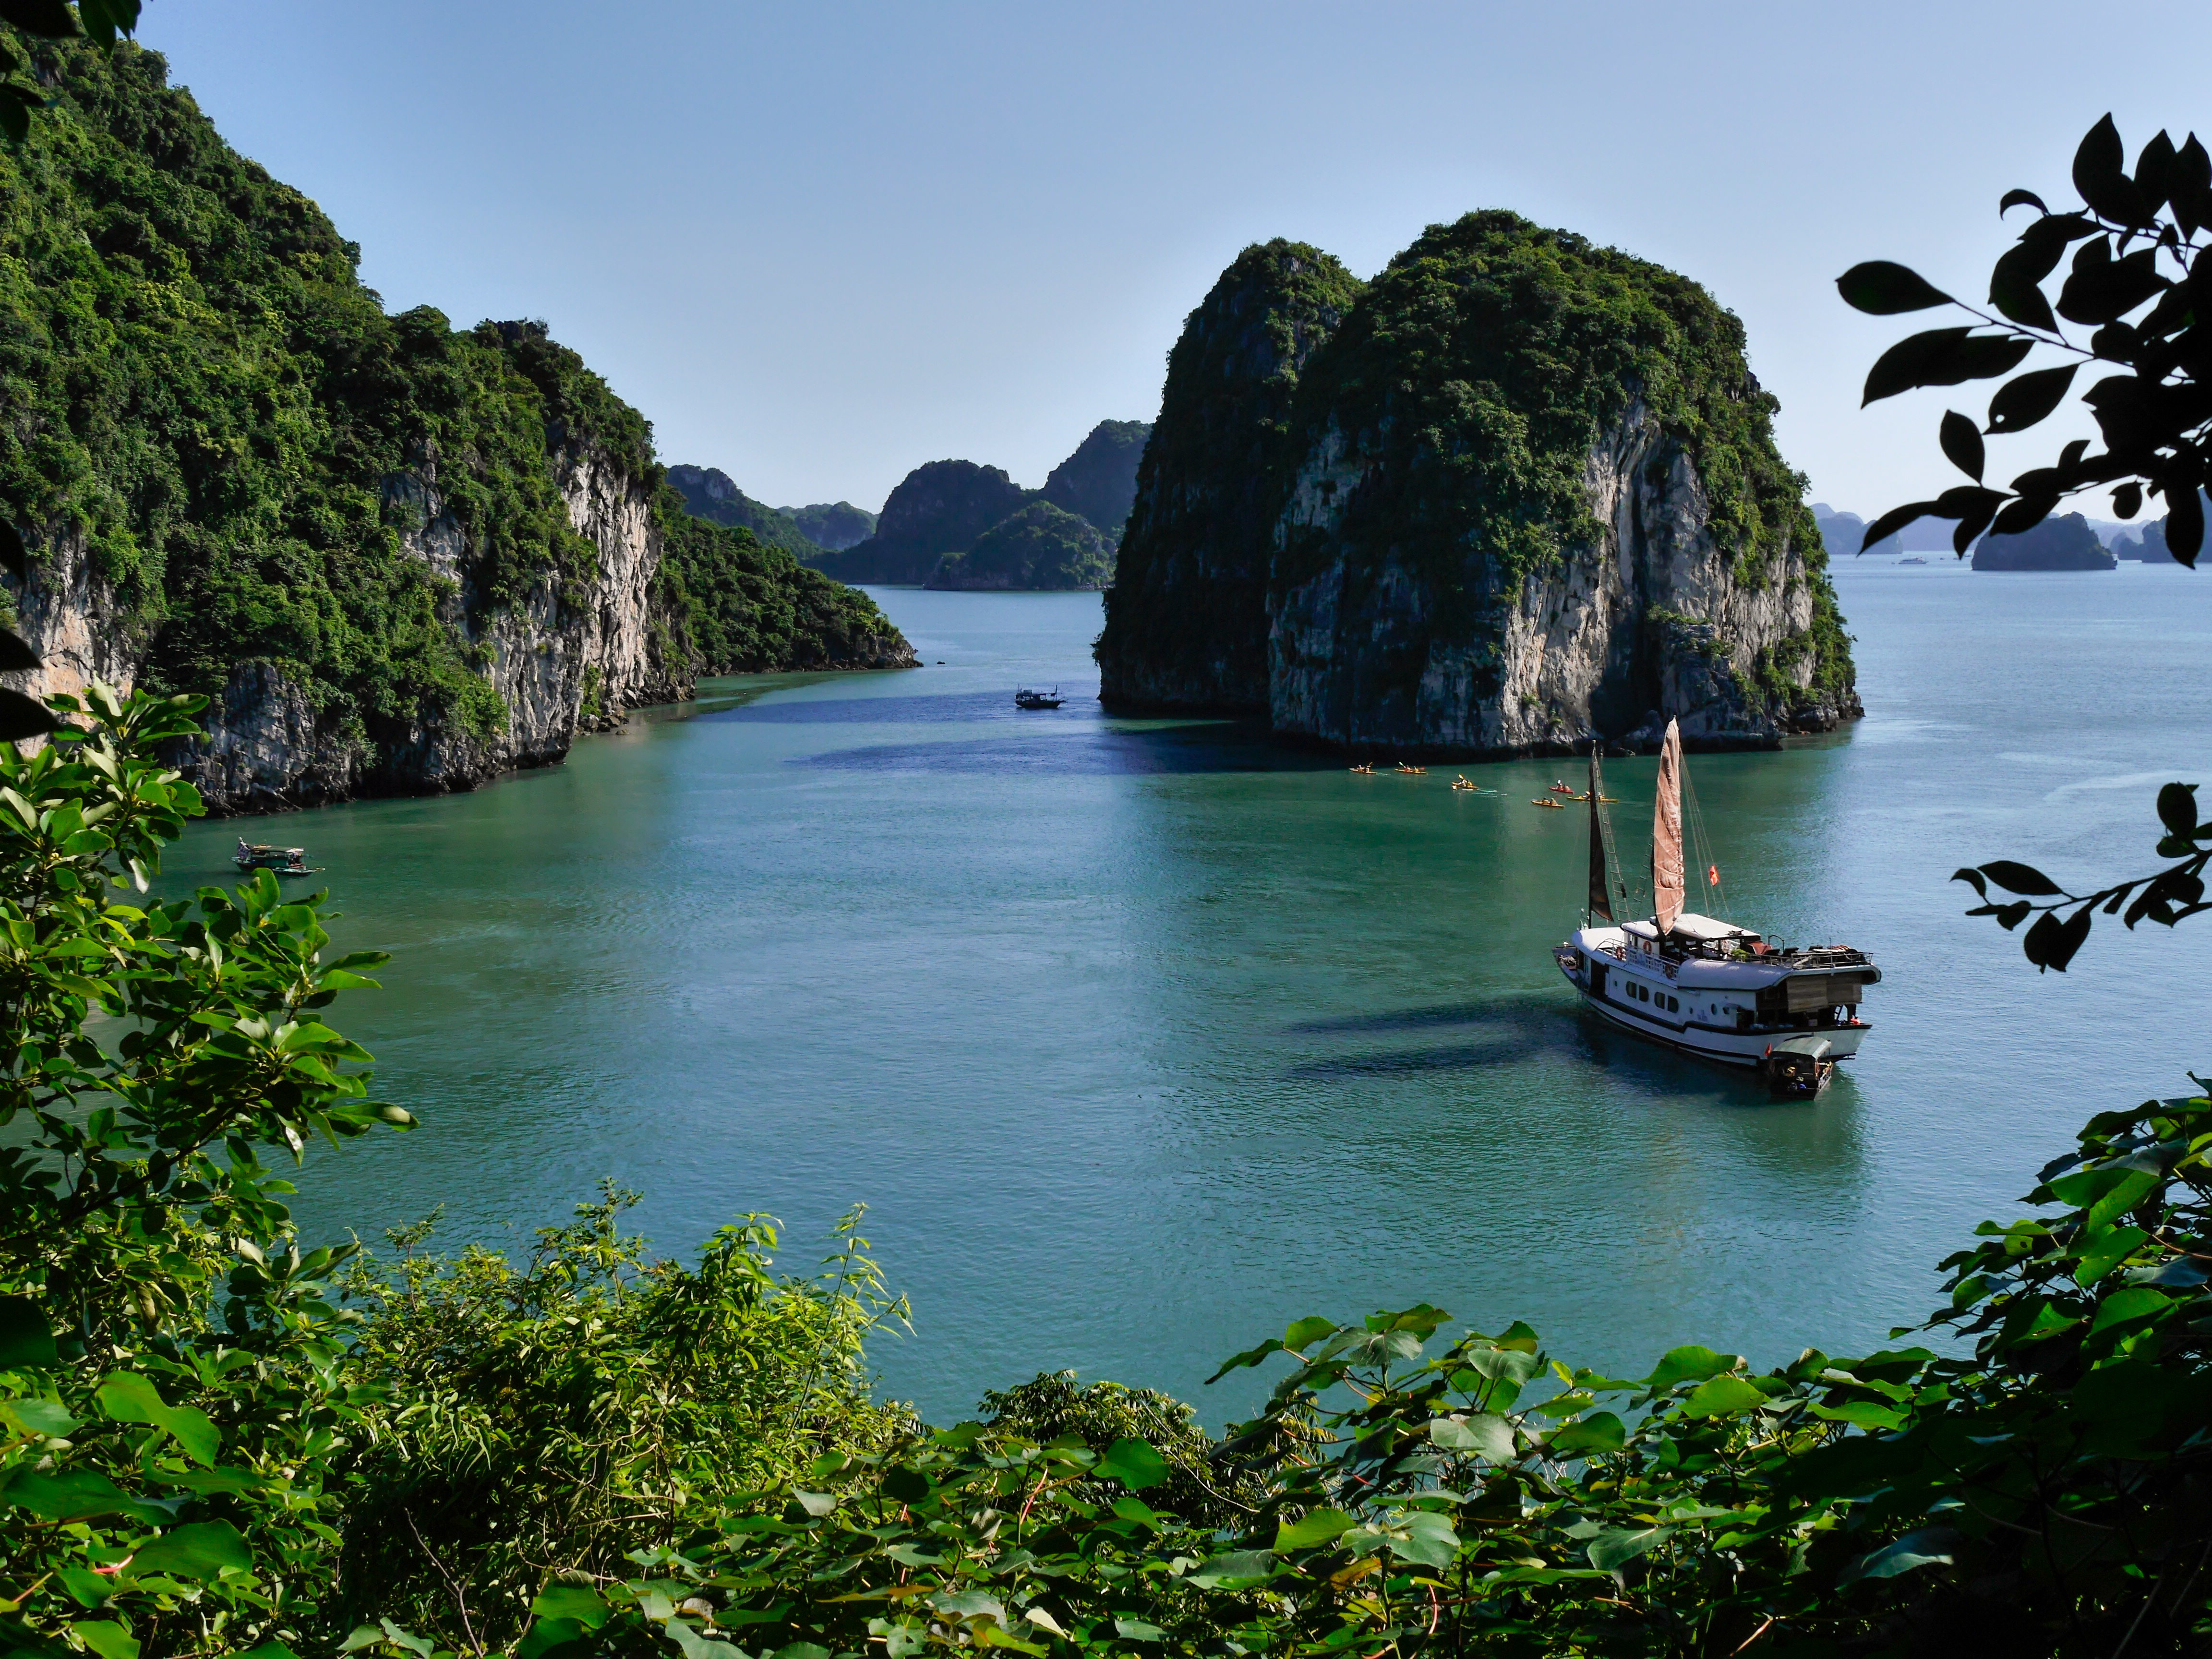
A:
[1094,242,1364,712]
[1102,217,1860,752]
[0,43,912,813]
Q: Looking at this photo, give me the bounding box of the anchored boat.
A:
[1552,721,1879,1074]
[234,838,319,877]
[1013,686,1064,709]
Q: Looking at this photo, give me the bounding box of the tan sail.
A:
[1652,718,1685,931]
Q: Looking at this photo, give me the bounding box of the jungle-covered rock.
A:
[1098,217,1861,751]
[1095,241,1364,713]
[925,501,1113,590]
[666,464,830,562]
[815,459,1031,585]
[780,500,878,551]
[1971,511,2116,571]
[0,42,911,813]
[1038,420,1151,539]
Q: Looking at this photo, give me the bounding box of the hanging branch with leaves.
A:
[1838,114,2211,565]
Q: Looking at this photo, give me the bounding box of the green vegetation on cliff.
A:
[666,464,830,563]
[0,40,902,748]
[657,493,913,671]
[927,499,1113,589]
[1280,211,1852,712]
[1096,240,1365,709]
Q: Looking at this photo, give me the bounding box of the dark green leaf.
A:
[1952,867,1988,898]
[2073,114,2145,224]
[1839,1527,1958,1587]
[1680,1374,1766,1419]
[2023,907,2093,973]
[2113,481,2142,519]
[1588,1526,1672,1574]
[72,1623,139,1659]
[1274,1507,1357,1551]
[1646,1345,1736,1391]
[1095,1437,1169,1491]
[1985,364,2078,434]
[0,688,59,741]
[2165,481,2202,567]
[0,1295,56,1368]
[1989,495,2058,538]
[1860,500,1938,551]
[530,1587,610,1631]
[2057,243,2166,326]
[1547,1411,1625,1455]
[0,85,26,146]
[1998,188,2047,216]
[0,1467,174,1524]
[127,1519,251,1581]
[1283,1315,1336,1350]
[1863,329,2032,405]
[1981,860,2063,896]
[0,519,26,585]
[2158,783,2200,838]
[76,0,141,47]
[1836,261,1952,315]
[2172,134,2211,236]
[0,0,80,38]
[1939,411,1984,481]
[1989,243,2060,332]
[0,629,38,672]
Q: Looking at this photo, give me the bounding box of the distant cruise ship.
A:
[1553,721,1879,1076]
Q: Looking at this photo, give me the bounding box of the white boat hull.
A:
[1554,935,1871,1071]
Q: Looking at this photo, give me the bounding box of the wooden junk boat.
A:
[1551,721,1878,1086]
[235,838,319,876]
[1013,686,1064,709]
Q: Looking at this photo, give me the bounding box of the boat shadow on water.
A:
[1286,997,1852,1106]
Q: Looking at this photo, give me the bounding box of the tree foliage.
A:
[1843,117,2211,965]
[1841,116,2211,565]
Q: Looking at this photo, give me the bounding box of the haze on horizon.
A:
[151,0,2208,524]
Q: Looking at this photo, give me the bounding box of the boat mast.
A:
[1651,718,1685,931]
[1586,744,1614,925]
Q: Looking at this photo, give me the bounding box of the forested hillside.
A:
[0,40,909,808]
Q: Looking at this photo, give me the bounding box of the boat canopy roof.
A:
[1668,912,1751,942]
[1771,1035,1834,1060]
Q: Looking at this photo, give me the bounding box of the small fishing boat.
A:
[1530,797,1566,810]
[235,838,319,876]
[1013,686,1064,709]
[1762,1035,1836,1098]
[1553,724,1880,1072]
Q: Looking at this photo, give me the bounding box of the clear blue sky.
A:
[147,1,2209,519]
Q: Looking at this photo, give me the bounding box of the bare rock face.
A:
[4,441,696,815]
[3,527,139,708]
[1102,215,1861,754]
[1272,401,1858,754]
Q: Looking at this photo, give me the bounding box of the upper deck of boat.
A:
[1573,913,1878,990]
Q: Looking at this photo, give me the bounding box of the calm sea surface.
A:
[182,561,2212,1423]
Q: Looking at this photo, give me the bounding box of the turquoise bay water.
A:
[176,562,2212,1422]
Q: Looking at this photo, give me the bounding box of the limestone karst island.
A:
[3,11,2209,1659]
